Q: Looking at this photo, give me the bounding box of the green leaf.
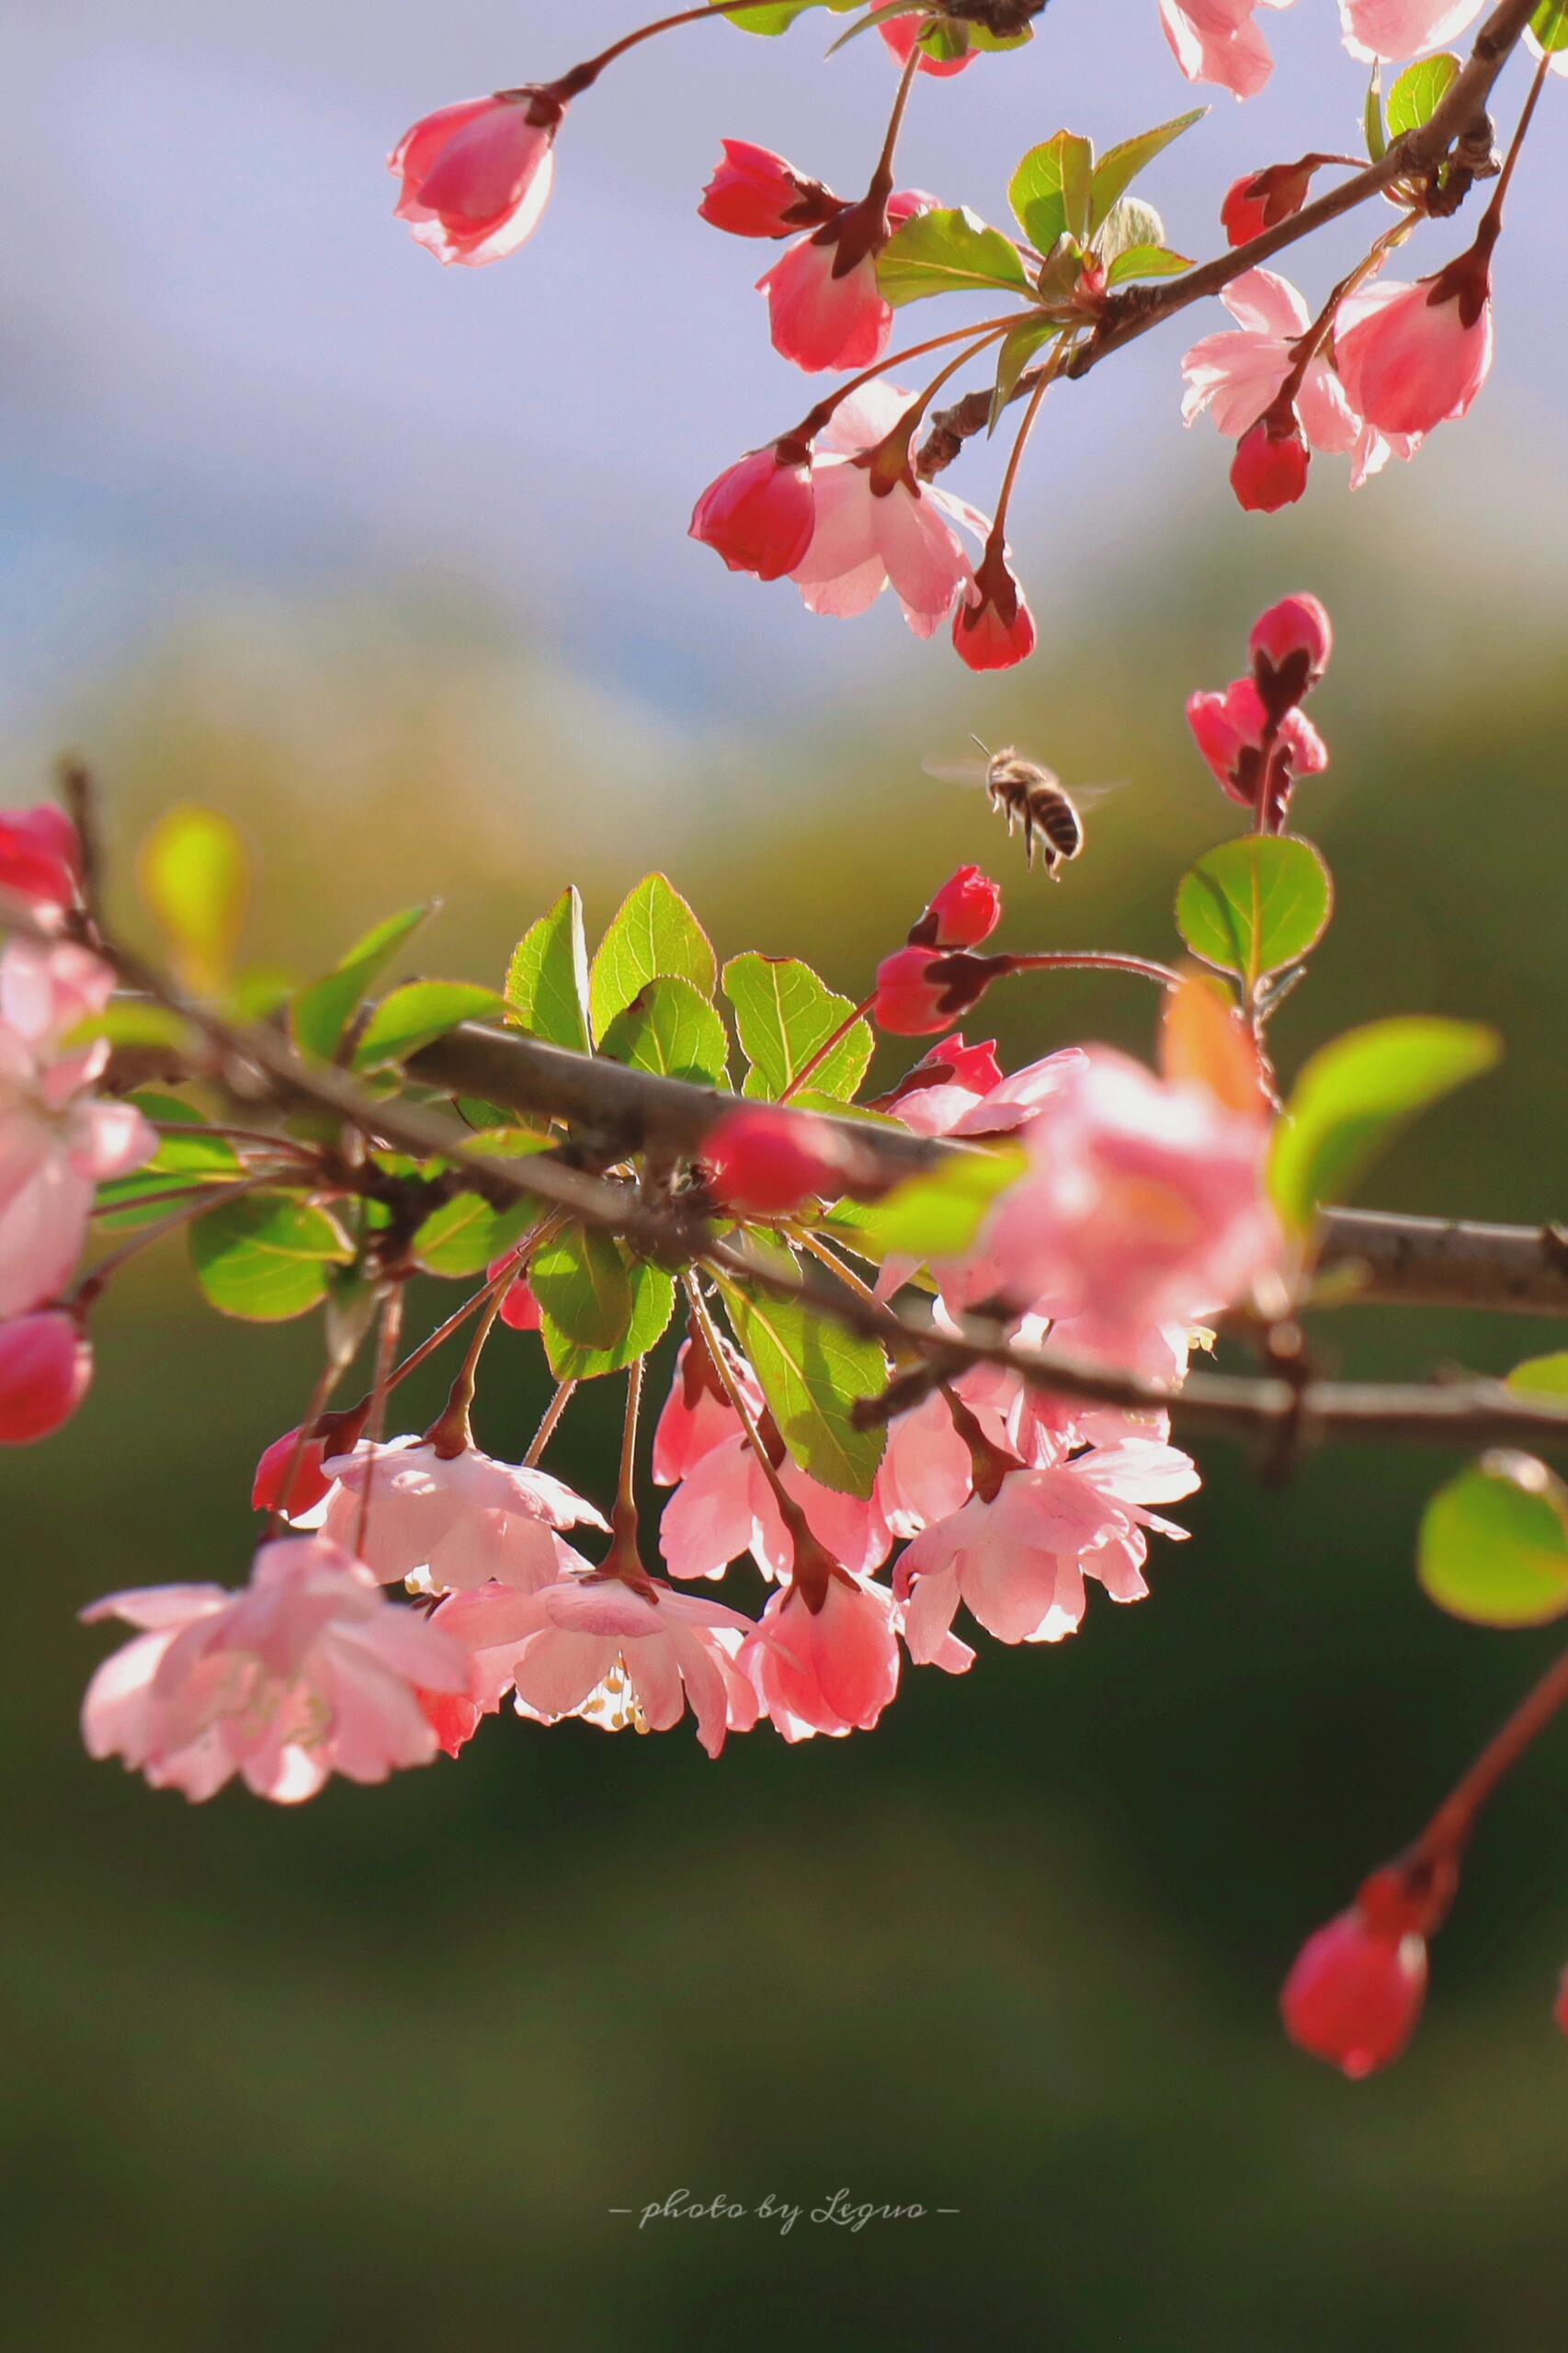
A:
[722,952,872,1103]
[541,1256,676,1381]
[505,887,592,1053]
[290,905,431,1063]
[1533,0,1568,52]
[1106,243,1192,288]
[599,976,731,1087]
[1269,1017,1501,1234]
[1094,195,1165,266]
[876,206,1031,308]
[411,1192,540,1279]
[138,804,248,993]
[1175,835,1334,992]
[589,873,717,1042]
[1009,133,1095,254]
[989,317,1060,431]
[96,1094,244,1229]
[1386,51,1460,138]
[1088,108,1206,229]
[67,1001,195,1056]
[1365,65,1387,163]
[727,0,852,32]
[847,1143,1026,1264]
[722,1278,887,1497]
[1419,1457,1568,1628]
[352,982,505,1073]
[1508,1354,1568,1401]
[530,1224,634,1350]
[189,1192,354,1322]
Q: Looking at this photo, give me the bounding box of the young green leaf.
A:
[727,0,852,32]
[138,804,248,993]
[1418,1456,1568,1628]
[599,976,731,1086]
[1088,108,1206,229]
[189,1193,354,1321]
[722,952,872,1103]
[1106,244,1192,288]
[1533,0,1568,51]
[1009,132,1095,254]
[530,1224,635,1350]
[846,1143,1026,1264]
[290,905,432,1063]
[877,207,1031,307]
[411,1193,540,1279]
[589,873,717,1041]
[722,1279,887,1497]
[1385,51,1460,137]
[1508,1353,1568,1400]
[1175,835,1334,990]
[505,886,592,1053]
[352,982,505,1073]
[540,1256,676,1381]
[1364,64,1387,161]
[1269,1017,1501,1233]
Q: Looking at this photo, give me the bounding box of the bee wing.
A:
[1063,779,1131,813]
[921,753,992,789]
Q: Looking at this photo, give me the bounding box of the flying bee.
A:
[922,739,1125,878]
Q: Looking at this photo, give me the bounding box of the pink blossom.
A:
[321,1436,607,1592]
[1160,0,1295,98]
[432,1572,761,1758]
[976,1048,1279,1359]
[0,1310,92,1444]
[896,1437,1198,1653]
[659,1430,892,1584]
[0,805,82,922]
[1334,259,1494,440]
[873,1389,975,1539]
[0,938,154,1319]
[873,1,976,75]
[742,1571,903,1741]
[758,190,935,375]
[1186,676,1328,809]
[689,441,818,581]
[788,381,990,635]
[1339,0,1483,63]
[390,91,562,267]
[876,1034,1004,1135]
[652,1335,766,1486]
[699,140,841,239]
[80,1535,471,1802]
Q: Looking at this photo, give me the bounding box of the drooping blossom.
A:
[1187,675,1328,809]
[1280,1868,1436,2076]
[653,1335,766,1487]
[897,1436,1199,1653]
[952,551,1038,671]
[0,1310,92,1444]
[0,937,155,1320]
[1221,159,1319,246]
[0,804,82,923]
[741,1568,904,1741]
[973,1047,1279,1362]
[1334,250,1494,441]
[689,440,818,581]
[80,1535,472,1802]
[321,1435,607,1592]
[699,140,842,239]
[790,383,991,635]
[1160,0,1295,99]
[1338,0,1483,63]
[872,0,977,75]
[703,1103,866,1214]
[909,865,1004,952]
[872,1387,977,1539]
[759,189,935,373]
[432,1571,761,1758]
[390,90,564,267]
[659,1429,892,1584]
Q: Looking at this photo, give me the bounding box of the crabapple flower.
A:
[911,865,1004,951]
[0,1310,91,1444]
[1334,255,1494,441]
[1338,0,1483,63]
[1231,416,1310,512]
[952,551,1038,672]
[432,1572,760,1758]
[689,440,817,580]
[699,140,841,239]
[321,1436,607,1592]
[1281,1886,1429,2077]
[1187,676,1328,810]
[1250,592,1333,708]
[874,1033,1004,1134]
[872,1,976,74]
[978,1048,1279,1359]
[80,1535,471,1802]
[1160,0,1294,99]
[873,1389,976,1540]
[742,1569,903,1741]
[1221,159,1318,246]
[759,190,934,374]
[660,1431,892,1584]
[390,90,563,267]
[704,1104,860,1215]
[873,946,999,1036]
[0,804,82,922]
[0,937,155,1320]
[652,1336,766,1486]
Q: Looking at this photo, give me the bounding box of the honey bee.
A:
[923,739,1124,877]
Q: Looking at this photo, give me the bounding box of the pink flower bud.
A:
[704,1106,851,1215]
[1249,593,1333,710]
[952,558,1038,672]
[0,805,82,919]
[488,1257,543,1331]
[1187,678,1329,811]
[1280,1901,1427,2079]
[390,90,563,267]
[873,946,998,1037]
[1230,416,1310,513]
[689,442,816,581]
[912,866,1004,951]
[1221,160,1317,248]
[1335,248,1494,440]
[252,1427,334,1518]
[699,140,839,239]
[0,1312,92,1445]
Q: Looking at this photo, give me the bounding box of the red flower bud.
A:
[1231,417,1310,514]
[252,1427,335,1518]
[1280,1901,1427,2079]
[911,865,1003,951]
[952,555,1037,673]
[699,140,839,239]
[704,1105,852,1215]
[1221,159,1318,249]
[488,1256,543,1331]
[0,1312,92,1445]
[1249,593,1333,710]
[0,804,83,919]
[690,442,816,581]
[872,946,1000,1037]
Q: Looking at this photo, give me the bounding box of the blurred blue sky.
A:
[5,0,1565,744]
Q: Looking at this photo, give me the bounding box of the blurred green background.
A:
[6,512,1568,2351]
